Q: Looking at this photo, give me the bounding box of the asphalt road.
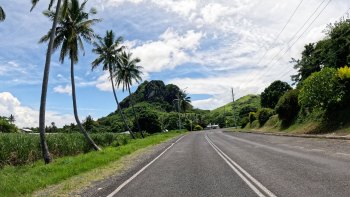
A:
[96,130,350,197]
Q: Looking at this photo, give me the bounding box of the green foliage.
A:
[292,18,350,84]
[0,118,18,133]
[256,108,275,126]
[249,112,257,124]
[240,117,250,128]
[261,80,292,109]
[0,133,129,167]
[239,106,258,118]
[136,110,162,134]
[275,89,300,123]
[193,125,203,131]
[299,67,344,110]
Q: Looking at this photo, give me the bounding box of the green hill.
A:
[206,94,261,128]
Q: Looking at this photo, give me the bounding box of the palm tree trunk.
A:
[128,87,144,138]
[38,0,62,164]
[109,69,135,139]
[70,58,101,151]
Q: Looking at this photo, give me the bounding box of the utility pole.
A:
[231,88,237,128]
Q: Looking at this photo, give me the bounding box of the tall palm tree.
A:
[40,0,101,150]
[0,6,5,21]
[91,31,136,139]
[32,0,67,164]
[178,90,192,113]
[115,51,144,138]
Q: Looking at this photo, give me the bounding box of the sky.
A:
[0,0,349,128]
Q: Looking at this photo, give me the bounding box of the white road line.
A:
[107,135,186,197]
[205,135,277,197]
[335,152,350,156]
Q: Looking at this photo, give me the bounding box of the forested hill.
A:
[119,80,191,112]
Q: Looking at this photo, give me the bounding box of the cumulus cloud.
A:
[0,92,74,128]
[53,85,72,95]
[131,28,203,73]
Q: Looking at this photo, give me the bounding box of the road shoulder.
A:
[33,135,183,197]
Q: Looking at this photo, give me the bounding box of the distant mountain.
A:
[119,80,191,112]
[211,94,261,114]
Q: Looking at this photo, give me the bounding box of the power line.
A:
[246,0,332,88]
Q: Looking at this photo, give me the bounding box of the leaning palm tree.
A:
[178,91,192,113]
[0,6,5,21]
[91,31,135,139]
[32,0,67,164]
[40,0,100,150]
[115,51,144,138]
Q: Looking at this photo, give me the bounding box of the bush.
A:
[299,67,344,111]
[0,133,129,167]
[0,118,18,133]
[193,125,203,131]
[256,108,275,126]
[338,65,350,80]
[261,80,292,108]
[249,112,256,124]
[136,110,162,134]
[275,89,300,123]
[240,117,250,128]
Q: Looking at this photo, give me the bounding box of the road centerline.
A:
[205,134,277,197]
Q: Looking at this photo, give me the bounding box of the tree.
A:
[33,0,66,164]
[136,110,162,134]
[275,89,300,124]
[177,91,192,112]
[8,114,15,124]
[0,6,5,21]
[115,51,144,138]
[0,118,17,133]
[261,80,292,109]
[40,0,101,150]
[91,30,135,139]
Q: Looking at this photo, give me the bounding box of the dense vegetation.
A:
[237,18,350,133]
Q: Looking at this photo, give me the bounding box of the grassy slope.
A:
[211,94,261,114]
[0,131,184,196]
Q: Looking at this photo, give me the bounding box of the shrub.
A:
[249,112,256,124]
[275,89,300,122]
[261,80,292,108]
[193,125,203,131]
[299,67,344,110]
[240,117,249,128]
[0,118,18,133]
[239,106,258,118]
[136,110,162,134]
[256,108,275,126]
[338,65,350,80]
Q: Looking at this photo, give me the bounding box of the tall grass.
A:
[0,130,184,196]
[0,133,130,167]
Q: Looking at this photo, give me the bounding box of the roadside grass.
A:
[0,130,185,196]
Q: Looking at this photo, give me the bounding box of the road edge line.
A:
[107,134,186,197]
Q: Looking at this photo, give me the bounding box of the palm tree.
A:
[40,0,101,150]
[178,90,192,113]
[32,0,66,164]
[115,51,144,138]
[91,31,136,139]
[0,6,5,21]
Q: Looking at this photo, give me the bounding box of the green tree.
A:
[299,67,344,111]
[8,114,15,124]
[40,0,100,150]
[0,5,5,21]
[275,89,300,124]
[177,91,192,112]
[261,80,292,109]
[83,115,96,131]
[33,0,67,164]
[136,110,162,134]
[0,118,17,133]
[91,30,135,139]
[115,51,144,138]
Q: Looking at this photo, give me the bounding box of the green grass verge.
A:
[0,130,185,196]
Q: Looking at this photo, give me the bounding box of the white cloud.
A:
[53,85,72,95]
[131,28,203,73]
[95,72,112,92]
[0,92,74,128]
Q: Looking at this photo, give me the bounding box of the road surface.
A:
[89,130,350,197]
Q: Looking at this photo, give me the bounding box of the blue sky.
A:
[0,0,349,127]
